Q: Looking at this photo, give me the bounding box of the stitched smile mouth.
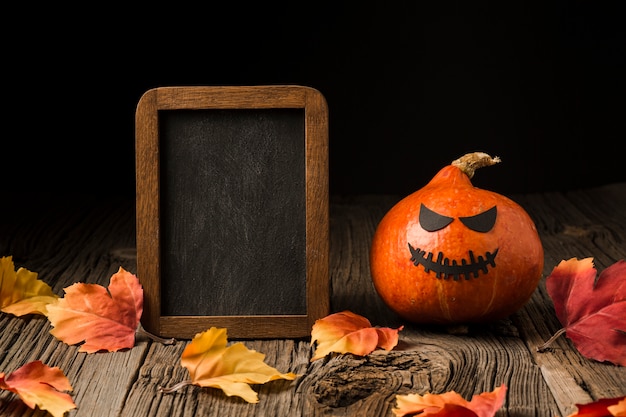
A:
[408,243,499,281]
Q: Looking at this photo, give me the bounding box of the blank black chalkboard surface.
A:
[135,86,329,339]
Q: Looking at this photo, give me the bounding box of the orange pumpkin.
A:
[370,152,544,324]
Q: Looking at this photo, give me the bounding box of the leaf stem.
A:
[159,380,193,394]
[136,324,177,345]
[536,327,567,352]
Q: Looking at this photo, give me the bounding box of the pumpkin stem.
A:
[451,152,501,179]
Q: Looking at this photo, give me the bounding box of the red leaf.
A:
[544,258,626,366]
[566,396,626,417]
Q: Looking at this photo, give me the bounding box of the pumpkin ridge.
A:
[408,244,499,281]
[436,281,452,321]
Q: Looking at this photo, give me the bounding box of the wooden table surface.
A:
[1,183,625,417]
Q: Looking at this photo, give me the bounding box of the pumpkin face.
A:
[370,155,544,324]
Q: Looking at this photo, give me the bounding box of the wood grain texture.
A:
[0,183,624,416]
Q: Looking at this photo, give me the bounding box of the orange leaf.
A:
[566,396,626,417]
[161,327,297,403]
[310,310,403,361]
[0,255,58,316]
[46,267,143,353]
[394,384,507,417]
[0,360,76,417]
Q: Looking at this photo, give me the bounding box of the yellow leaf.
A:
[163,327,298,403]
[0,256,58,316]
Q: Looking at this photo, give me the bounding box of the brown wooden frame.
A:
[135,86,329,339]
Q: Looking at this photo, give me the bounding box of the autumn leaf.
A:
[0,360,76,417]
[566,396,626,417]
[310,310,403,361]
[538,257,626,366]
[0,255,58,316]
[46,267,143,353]
[609,398,626,417]
[160,327,298,403]
[393,384,507,417]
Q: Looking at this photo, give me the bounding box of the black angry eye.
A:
[419,204,454,232]
[459,206,497,233]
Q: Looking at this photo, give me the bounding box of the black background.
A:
[5,2,625,198]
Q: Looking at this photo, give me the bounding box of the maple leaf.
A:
[310,310,404,361]
[46,267,143,353]
[566,396,626,417]
[0,360,76,417]
[538,257,626,366]
[160,327,298,403]
[0,255,58,316]
[393,384,507,417]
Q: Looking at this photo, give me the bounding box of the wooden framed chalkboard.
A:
[135,86,329,339]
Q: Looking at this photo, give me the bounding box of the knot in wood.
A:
[312,353,427,408]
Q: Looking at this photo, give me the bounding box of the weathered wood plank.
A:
[119,338,311,416]
[329,195,402,327]
[325,195,562,416]
[510,183,626,416]
[0,185,624,416]
[0,194,144,417]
